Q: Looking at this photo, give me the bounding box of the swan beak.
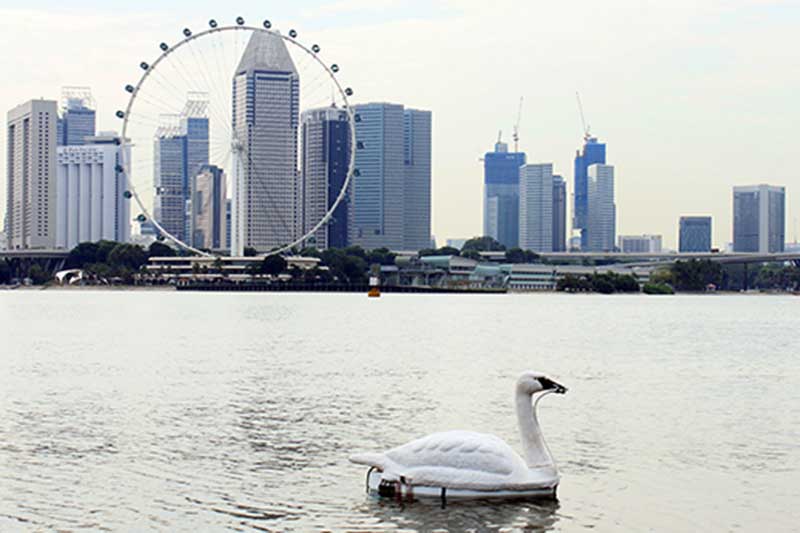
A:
[540,377,568,394]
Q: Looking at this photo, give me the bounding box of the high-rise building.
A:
[552,175,566,252]
[231,31,299,255]
[573,136,606,248]
[6,99,57,249]
[57,87,96,146]
[519,163,554,252]
[189,165,226,250]
[153,98,209,244]
[679,216,712,252]
[350,102,405,250]
[300,105,351,250]
[55,132,131,249]
[484,139,526,248]
[586,163,616,252]
[403,109,432,251]
[618,234,662,253]
[733,185,785,253]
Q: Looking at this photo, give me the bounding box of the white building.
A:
[519,163,554,252]
[231,31,299,255]
[618,234,662,253]
[586,164,616,252]
[6,99,58,249]
[55,133,131,249]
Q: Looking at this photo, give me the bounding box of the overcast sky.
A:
[2,0,798,249]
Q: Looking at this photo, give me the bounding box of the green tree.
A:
[419,246,460,257]
[261,255,288,276]
[671,260,722,291]
[107,244,147,271]
[505,247,539,264]
[148,241,176,258]
[643,282,674,295]
[243,247,258,257]
[461,249,482,261]
[366,247,396,266]
[611,273,640,293]
[461,236,506,252]
[0,259,11,284]
[27,264,49,285]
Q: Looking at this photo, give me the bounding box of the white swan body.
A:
[350,372,567,501]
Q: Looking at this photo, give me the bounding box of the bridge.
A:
[478,250,800,267]
[0,249,69,280]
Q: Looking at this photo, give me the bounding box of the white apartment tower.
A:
[586,163,616,252]
[519,163,554,252]
[6,99,58,249]
[231,31,299,255]
[55,133,131,249]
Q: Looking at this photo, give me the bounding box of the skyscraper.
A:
[483,139,526,248]
[350,102,405,250]
[403,108,432,251]
[586,163,616,252]
[57,87,96,146]
[573,136,606,248]
[231,31,299,255]
[552,175,566,252]
[519,163,554,252]
[153,98,209,243]
[56,132,131,249]
[300,105,351,250]
[6,99,57,249]
[189,165,226,250]
[679,216,712,252]
[733,185,785,253]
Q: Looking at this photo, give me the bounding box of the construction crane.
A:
[512,96,523,153]
[576,91,591,141]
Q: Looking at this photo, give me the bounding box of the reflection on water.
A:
[0,292,798,531]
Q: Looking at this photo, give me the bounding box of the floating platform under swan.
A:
[364,467,558,502]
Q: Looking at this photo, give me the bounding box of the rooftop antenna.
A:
[497,130,502,144]
[576,91,591,141]
[512,96,523,153]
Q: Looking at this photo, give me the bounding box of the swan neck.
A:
[516,390,554,469]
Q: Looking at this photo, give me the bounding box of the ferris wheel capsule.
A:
[159,42,169,52]
[236,17,245,25]
[182,28,192,37]
[263,20,272,29]
[209,19,218,28]
[289,29,297,38]
[312,44,320,53]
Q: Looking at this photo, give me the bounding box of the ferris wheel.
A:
[117,17,357,257]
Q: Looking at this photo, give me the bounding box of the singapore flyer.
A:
[117,17,356,258]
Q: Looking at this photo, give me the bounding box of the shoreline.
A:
[2,284,797,296]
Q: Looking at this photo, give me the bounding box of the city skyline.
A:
[1,2,799,249]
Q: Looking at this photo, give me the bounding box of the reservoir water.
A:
[1,291,797,531]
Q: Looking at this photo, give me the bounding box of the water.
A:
[1,291,797,532]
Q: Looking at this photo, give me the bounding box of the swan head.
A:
[517,371,568,396]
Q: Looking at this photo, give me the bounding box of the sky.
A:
[1,0,799,249]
